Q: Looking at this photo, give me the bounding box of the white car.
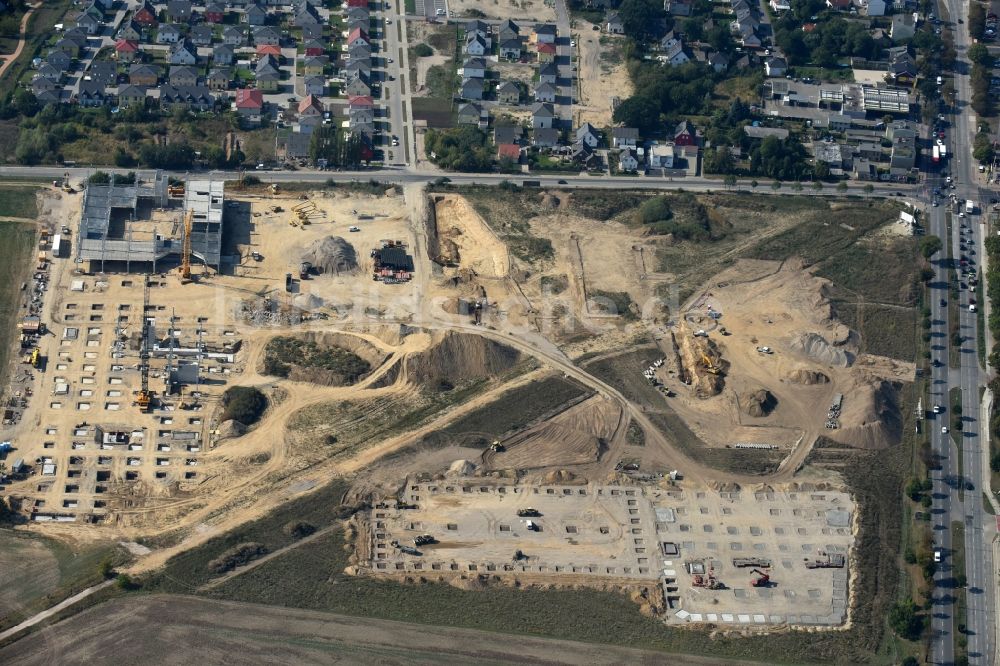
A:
[933,404,942,413]
[933,548,942,563]
[942,426,949,434]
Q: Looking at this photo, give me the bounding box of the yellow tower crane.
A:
[179,209,193,282]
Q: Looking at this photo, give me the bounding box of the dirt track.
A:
[0,594,746,665]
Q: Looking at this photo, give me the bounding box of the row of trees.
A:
[424,126,495,172]
[612,62,718,137]
[308,125,369,168]
[968,43,994,117]
[774,16,880,67]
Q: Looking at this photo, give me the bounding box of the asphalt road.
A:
[926,0,997,659]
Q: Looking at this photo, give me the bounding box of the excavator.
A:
[750,568,771,587]
[700,351,720,375]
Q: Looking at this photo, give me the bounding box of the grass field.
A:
[0,219,35,401]
[0,185,39,219]
[952,520,968,664]
[0,533,124,632]
[0,0,72,98]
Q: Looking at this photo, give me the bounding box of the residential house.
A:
[674,120,697,146]
[302,55,328,76]
[605,11,624,34]
[499,39,522,60]
[93,0,114,8]
[77,80,109,107]
[243,3,267,25]
[531,102,555,129]
[537,42,557,62]
[167,0,193,23]
[76,12,102,36]
[534,24,556,44]
[204,3,226,23]
[295,4,323,27]
[36,63,64,84]
[345,6,370,22]
[576,122,600,148]
[457,102,488,128]
[345,58,371,79]
[348,96,375,127]
[298,95,324,133]
[213,44,234,65]
[129,63,160,86]
[235,87,264,125]
[743,125,788,140]
[190,25,214,47]
[301,22,323,41]
[665,0,692,16]
[498,143,521,163]
[887,55,917,84]
[346,0,369,7]
[303,38,325,56]
[649,143,674,168]
[53,36,83,59]
[63,27,91,50]
[347,17,369,34]
[47,50,73,74]
[890,13,916,41]
[708,52,729,73]
[661,40,689,66]
[347,27,369,47]
[865,0,886,15]
[345,72,371,97]
[88,60,117,87]
[611,126,639,148]
[170,65,200,87]
[466,19,490,39]
[768,0,790,10]
[207,67,232,90]
[494,125,523,145]
[133,1,158,27]
[34,88,61,106]
[169,41,198,65]
[460,77,484,100]
[157,24,183,44]
[303,75,325,96]
[256,70,281,92]
[619,148,640,172]
[465,34,488,56]
[348,43,371,61]
[223,26,246,46]
[538,61,558,84]
[116,85,148,108]
[764,56,786,77]
[534,81,557,103]
[31,76,59,97]
[532,127,560,148]
[497,80,520,104]
[890,134,916,170]
[256,43,282,59]
[498,19,520,43]
[159,84,216,112]
[571,142,600,169]
[114,39,139,63]
[462,57,487,79]
[254,26,281,46]
[118,19,143,41]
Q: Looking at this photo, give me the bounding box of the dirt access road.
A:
[0,4,36,80]
[0,594,748,665]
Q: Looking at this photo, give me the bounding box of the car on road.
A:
[933,359,942,367]
[942,426,949,434]
[934,548,942,563]
[933,404,943,413]
[391,138,399,146]
[570,40,576,46]
[388,57,394,63]
[941,299,947,307]
[557,179,567,184]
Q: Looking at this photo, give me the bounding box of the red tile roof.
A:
[256,44,282,57]
[235,88,264,109]
[115,39,139,52]
[537,42,557,54]
[348,95,374,107]
[497,143,521,160]
[298,94,323,114]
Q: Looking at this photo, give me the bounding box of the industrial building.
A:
[76,173,226,273]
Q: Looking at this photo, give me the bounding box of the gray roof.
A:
[531,102,555,117]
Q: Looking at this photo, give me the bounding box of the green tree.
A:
[812,180,822,191]
[919,235,942,258]
[863,183,874,197]
[888,599,925,640]
[771,180,782,190]
[750,179,758,189]
[968,43,992,67]
[723,174,737,189]
[837,181,848,192]
[617,0,666,39]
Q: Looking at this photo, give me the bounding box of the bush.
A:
[424,126,494,172]
[207,542,268,574]
[919,236,942,258]
[220,386,268,426]
[263,337,371,384]
[888,599,924,640]
[413,43,433,57]
[283,521,317,539]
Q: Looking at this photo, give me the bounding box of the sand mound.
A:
[829,380,901,449]
[301,236,358,275]
[293,292,325,310]
[786,368,831,385]
[543,469,577,484]
[789,333,852,367]
[487,422,601,470]
[405,332,521,387]
[217,419,246,439]
[742,388,777,417]
[447,459,477,476]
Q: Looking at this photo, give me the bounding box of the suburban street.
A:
[926,0,998,661]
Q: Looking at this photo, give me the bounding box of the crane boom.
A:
[179,208,193,281]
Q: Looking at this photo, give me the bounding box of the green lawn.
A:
[0,184,39,219]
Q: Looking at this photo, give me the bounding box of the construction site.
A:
[0,180,918,639]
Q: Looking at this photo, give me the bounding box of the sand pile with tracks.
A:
[302,236,358,275]
[405,332,521,387]
[789,333,853,368]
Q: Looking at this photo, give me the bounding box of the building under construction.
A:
[77,174,226,273]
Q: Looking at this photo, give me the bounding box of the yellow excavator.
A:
[700,351,719,375]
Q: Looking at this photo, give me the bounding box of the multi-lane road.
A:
[926,0,997,661]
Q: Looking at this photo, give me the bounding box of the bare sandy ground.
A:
[448,0,555,22]
[574,26,632,127]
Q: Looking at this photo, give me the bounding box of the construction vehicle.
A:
[525,520,538,531]
[700,351,719,375]
[178,209,193,282]
[692,568,725,590]
[750,568,771,587]
[167,183,185,197]
[251,251,263,262]
[732,557,771,568]
[270,183,279,194]
[134,280,154,412]
[756,346,773,354]
[30,348,41,369]
[805,551,846,569]
[413,534,436,546]
[489,440,505,452]
[517,508,541,517]
[299,261,312,280]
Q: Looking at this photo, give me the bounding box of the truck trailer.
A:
[966,199,975,215]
